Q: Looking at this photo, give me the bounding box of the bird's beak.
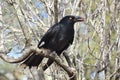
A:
[74,16,84,22]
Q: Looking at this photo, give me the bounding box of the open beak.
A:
[74,16,84,22]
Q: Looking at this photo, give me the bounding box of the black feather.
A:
[21,15,84,70]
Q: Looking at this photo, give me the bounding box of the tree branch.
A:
[0,46,77,80]
[54,0,58,23]
[108,66,120,80]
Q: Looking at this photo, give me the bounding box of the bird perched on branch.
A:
[21,15,84,71]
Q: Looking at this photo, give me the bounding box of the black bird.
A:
[21,15,84,71]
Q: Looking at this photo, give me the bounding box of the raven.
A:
[21,15,84,71]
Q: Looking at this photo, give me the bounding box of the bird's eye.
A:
[69,17,73,20]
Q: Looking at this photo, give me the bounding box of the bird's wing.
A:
[38,23,61,48]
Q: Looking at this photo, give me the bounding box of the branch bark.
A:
[109,66,120,80]
[0,46,77,80]
[54,0,58,23]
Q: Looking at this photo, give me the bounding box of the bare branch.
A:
[0,46,77,80]
[54,0,58,23]
[109,66,120,80]
[0,47,34,63]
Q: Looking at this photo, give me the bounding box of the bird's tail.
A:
[21,52,44,68]
[21,53,54,71]
[21,51,61,71]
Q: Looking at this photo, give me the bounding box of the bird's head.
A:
[60,15,84,25]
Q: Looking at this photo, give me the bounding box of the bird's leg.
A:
[42,51,57,71]
[63,52,73,67]
[42,59,54,71]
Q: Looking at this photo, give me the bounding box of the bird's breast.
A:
[44,25,74,52]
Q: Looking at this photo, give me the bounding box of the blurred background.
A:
[0,0,120,80]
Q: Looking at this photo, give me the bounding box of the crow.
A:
[21,15,84,71]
